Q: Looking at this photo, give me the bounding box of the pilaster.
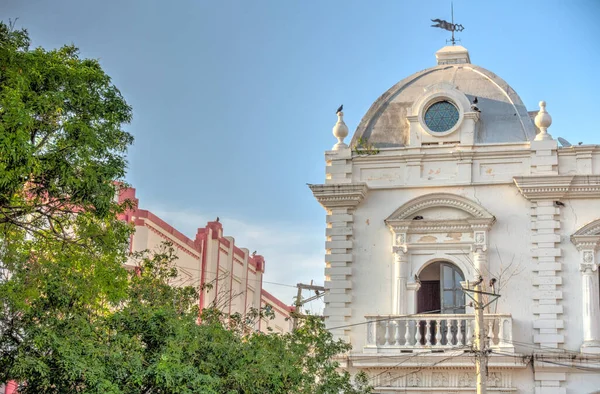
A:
[530,200,564,349]
[515,138,566,393]
[310,182,368,341]
[471,229,488,281]
[570,234,600,354]
[325,147,352,185]
[392,235,408,315]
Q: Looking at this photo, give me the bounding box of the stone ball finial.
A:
[534,100,553,141]
[332,111,349,150]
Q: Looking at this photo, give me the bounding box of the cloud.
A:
[151,208,326,313]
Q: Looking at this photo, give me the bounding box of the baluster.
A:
[445,319,453,346]
[415,320,422,347]
[384,321,391,346]
[404,320,411,346]
[435,319,442,346]
[498,318,506,347]
[394,320,402,345]
[466,319,473,346]
[425,320,432,346]
[506,318,513,347]
[487,320,495,346]
[456,319,463,346]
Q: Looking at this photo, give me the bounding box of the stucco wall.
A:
[119,187,292,333]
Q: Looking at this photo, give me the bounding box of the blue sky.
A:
[3,0,599,309]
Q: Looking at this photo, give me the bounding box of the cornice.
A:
[350,352,527,369]
[353,146,531,163]
[387,219,495,235]
[513,175,600,200]
[309,183,368,209]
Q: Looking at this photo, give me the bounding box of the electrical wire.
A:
[326,309,444,331]
[376,348,470,387]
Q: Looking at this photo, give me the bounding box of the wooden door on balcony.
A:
[417,281,440,313]
[417,281,440,345]
[416,263,465,345]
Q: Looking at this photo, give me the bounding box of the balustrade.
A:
[364,313,513,352]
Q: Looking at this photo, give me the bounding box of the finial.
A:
[534,100,553,141]
[332,106,349,150]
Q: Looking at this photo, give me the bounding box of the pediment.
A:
[386,193,495,221]
[385,193,496,233]
[573,219,600,237]
[571,219,600,251]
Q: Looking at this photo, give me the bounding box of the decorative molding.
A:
[385,193,495,223]
[309,183,368,209]
[571,219,600,252]
[474,231,486,244]
[514,175,600,200]
[584,251,595,264]
[393,245,408,255]
[580,262,597,273]
[394,233,407,246]
[389,220,495,235]
[573,218,600,237]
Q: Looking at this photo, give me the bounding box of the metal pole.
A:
[474,282,487,394]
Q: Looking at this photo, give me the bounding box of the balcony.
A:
[364,313,514,352]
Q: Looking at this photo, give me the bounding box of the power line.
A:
[326,309,445,331]
[377,348,470,387]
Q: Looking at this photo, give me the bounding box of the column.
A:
[580,250,600,353]
[471,230,488,280]
[393,236,408,315]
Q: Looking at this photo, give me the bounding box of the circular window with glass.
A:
[424,100,460,133]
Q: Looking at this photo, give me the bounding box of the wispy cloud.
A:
[151,208,325,313]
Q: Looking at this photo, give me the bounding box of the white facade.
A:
[311,46,600,393]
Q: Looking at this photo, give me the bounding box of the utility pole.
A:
[464,277,500,394]
[292,282,326,330]
[473,279,487,394]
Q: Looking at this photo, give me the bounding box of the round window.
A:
[424,100,459,133]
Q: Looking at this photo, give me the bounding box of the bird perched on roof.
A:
[336,104,343,114]
[413,215,424,220]
[216,216,220,222]
[252,250,257,256]
[471,97,481,113]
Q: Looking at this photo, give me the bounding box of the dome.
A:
[351,46,537,147]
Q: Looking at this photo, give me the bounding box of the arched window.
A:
[417,261,465,314]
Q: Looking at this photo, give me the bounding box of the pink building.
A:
[118,187,293,333]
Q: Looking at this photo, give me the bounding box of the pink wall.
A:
[118,187,293,331]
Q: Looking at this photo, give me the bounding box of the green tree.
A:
[0,20,133,238]
[0,21,372,393]
[0,19,134,392]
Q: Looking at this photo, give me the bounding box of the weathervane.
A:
[431,2,464,45]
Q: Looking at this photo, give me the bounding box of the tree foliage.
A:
[0,21,372,394]
[0,20,133,239]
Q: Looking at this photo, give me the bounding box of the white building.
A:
[310,45,600,393]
